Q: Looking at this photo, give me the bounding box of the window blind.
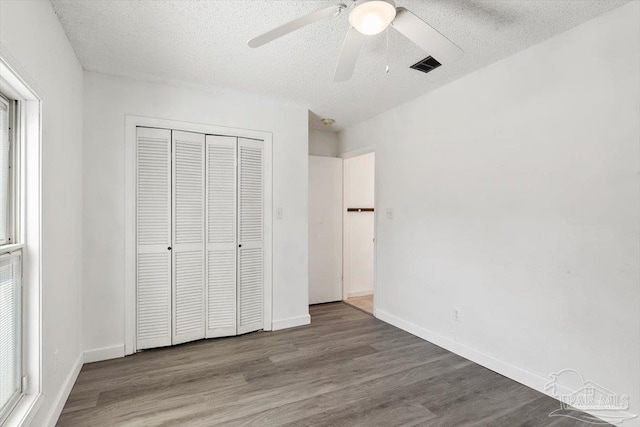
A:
[0,252,21,420]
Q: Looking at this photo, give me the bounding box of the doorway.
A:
[342,152,375,315]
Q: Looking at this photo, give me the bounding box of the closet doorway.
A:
[343,151,375,315]
[124,117,273,355]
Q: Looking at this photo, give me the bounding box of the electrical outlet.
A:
[276,207,283,220]
[385,208,393,220]
[453,307,461,322]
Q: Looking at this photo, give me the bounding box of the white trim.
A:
[376,309,547,388]
[271,315,311,331]
[341,160,349,302]
[124,115,273,355]
[39,354,82,427]
[83,345,125,364]
[375,309,636,425]
[0,45,44,101]
[0,243,24,255]
[263,132,273,333]
[346,290,373,298]
[0,49,43,426]
[3,393,43,427]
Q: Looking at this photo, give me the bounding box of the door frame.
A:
[340,145,377,316]
[124,115,273,355]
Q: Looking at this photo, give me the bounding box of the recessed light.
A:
[322,118,336,126]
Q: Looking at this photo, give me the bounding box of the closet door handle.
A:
[167,247,172,251]
[238,244,242,248]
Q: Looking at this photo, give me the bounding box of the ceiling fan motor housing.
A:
[352,0,396,8]
[349,0,397,35]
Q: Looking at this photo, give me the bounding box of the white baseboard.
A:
[271,314,311,331]
[83,344,125,364]
[376,309,547,388]
[375,309,636,425]
[347,290,373,298]
[41,353,83,427]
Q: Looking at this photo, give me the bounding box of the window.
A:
[0,253,21,420]
[0,91,21,423]
[0,55,41,425]
[0,95,12,244]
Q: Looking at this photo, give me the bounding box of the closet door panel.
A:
[172,131,206,345]
[174,250,204,339]
[237,138,264,335]
[205,135,237,337]
[136,127,172,350]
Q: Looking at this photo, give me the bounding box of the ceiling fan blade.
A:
[334,27,366,82]
[391,7,463,64]
[248,3,346,48]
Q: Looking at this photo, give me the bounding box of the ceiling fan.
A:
[247,0,463,82]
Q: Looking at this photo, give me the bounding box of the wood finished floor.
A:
[344,295,373,315]
[58,303,598,426]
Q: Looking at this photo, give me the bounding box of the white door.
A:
[136,127,172,350]
[205,135,238,338]
[343,152,375,299]
[308,156,343,304]
[172,130,206,345]
[135,129,267,348]
[237,138,264,335]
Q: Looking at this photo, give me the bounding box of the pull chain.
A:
[385,27,390,74]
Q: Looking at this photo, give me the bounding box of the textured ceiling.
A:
[51,0,629,131]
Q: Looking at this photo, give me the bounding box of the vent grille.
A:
[410,56,441,74]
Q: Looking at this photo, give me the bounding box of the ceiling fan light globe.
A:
[348,0,397,36]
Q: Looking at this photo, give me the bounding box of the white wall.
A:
[309,129,339,157]
[339,2,640,418]
[343,152,375,297]
[0,1,84,425]
[82,71,310,354]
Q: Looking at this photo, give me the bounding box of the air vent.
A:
[410,56,441,74]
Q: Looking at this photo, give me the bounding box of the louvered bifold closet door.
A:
[237,138,264,335]
[172,131,206,345]
[136,127,172,350]
[205,135,237,338]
